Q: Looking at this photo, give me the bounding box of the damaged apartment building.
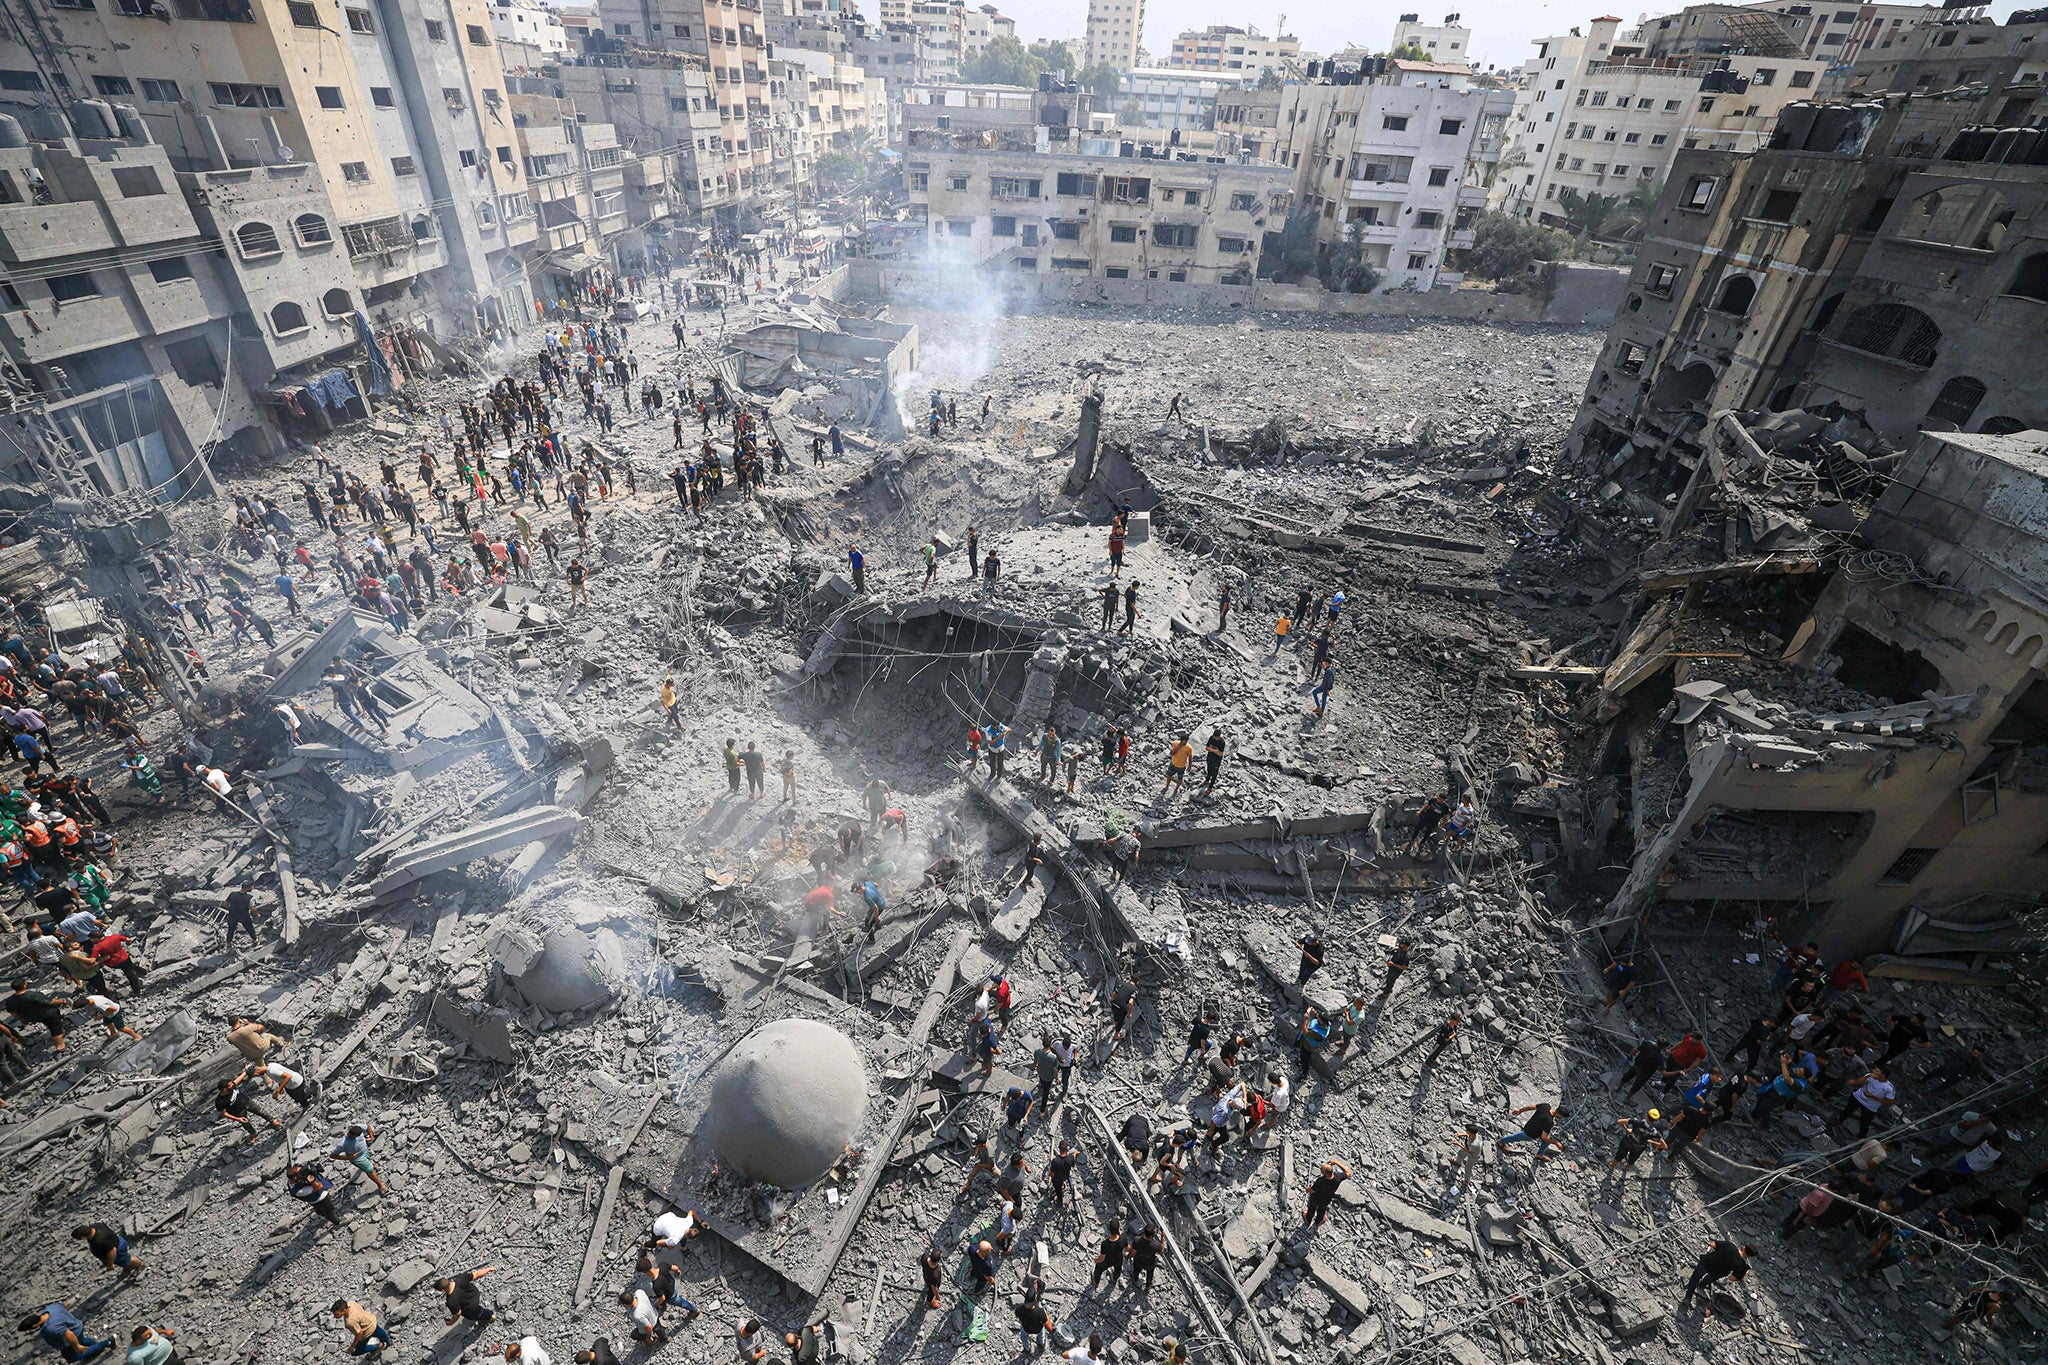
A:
[0,0,540,493]
[1562,16,2048,968]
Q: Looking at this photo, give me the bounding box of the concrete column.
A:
[1065,389,1103,491]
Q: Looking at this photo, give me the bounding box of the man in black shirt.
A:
[1378,941,1412,999]
[1295,930,1325,987]
[1423,1014,1462,1068]
[1109,981,1137,1040]
[1046,1140,1079,1210]
[1663,1105,1712,1162]
[1618,1038,1665,1101]
[1876,1011,1931,1068]
[919,1249,943,1309]
[223,880,259,949]
[1680,1241,1755,1310]
[1130,1225,1164,1293]
[574,1342,621,1365]
[783,1324,822,1365]
[438,1267,498,1327]
[1607,1117,1663,1174]
[1499,1102,1568,1162]
[1015,1300,1053,1355]
[72,1224,143,1275]
[5,978,68,1050]
[1090,1220,1127,1289]
[1304,1158,1350,1228]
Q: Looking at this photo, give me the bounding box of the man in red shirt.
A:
[1827,959,1869,1004]
[1659,1031,1707,1088]
[90,932,145,996]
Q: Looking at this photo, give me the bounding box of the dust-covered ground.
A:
[0,287,2030,1365]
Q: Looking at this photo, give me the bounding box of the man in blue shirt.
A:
[848,543,866,593]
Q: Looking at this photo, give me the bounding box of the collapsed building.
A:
[1588,418,2048,965]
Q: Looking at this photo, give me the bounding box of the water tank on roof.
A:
[1773,101,1817,150]
[1987,126,2025,162]
[1943,125,1996,160]
[71,100,117,139]
[111,103,148,142]
[0,115,24,149]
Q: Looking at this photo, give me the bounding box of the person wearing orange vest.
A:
[1,836,36,895]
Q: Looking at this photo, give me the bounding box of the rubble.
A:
[1,273,2036,1365]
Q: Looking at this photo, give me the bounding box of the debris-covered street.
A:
[2,272,2041,1365]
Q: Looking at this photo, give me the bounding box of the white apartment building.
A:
[1391,13,1474,63]
[909,145,1292,282]
[491,0,570,57]
[1165,24,1302,77]
[1119,68,1232,131]
[1269,63,1507,290]
[1492,13,1824,223]
[1085,0,1148,73]
[963,6,1017,57]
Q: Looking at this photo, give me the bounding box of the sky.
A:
[998,0,2027,75]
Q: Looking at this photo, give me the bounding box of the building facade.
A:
[1493,12,1829,223]
[1084,0,1147,74]
[1164,25,1301,78]
[1117,68,1231,131]
[910,145,1291,282]
[1391,13,1474,63]
[1266,62,1509,289]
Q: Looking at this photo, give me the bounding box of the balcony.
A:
[0,201,115,265]
[0,294,139,364]
[1341,220,1401,241]
[1346,178,1411,199]
[1447,229,1476,250]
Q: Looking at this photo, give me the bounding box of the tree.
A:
[1321,219,1382,294]
[961,34,1041,87]
[1076,64,1121,102]
[1618,176,1664,238]
[1029,40,1076,75]
[1389,42,1431,61]
[1118,98,1146,126]
[1556,187,1623,239]
[1255,68,1285,90]
[1272,208,1321,284]
[1454,211,1572,284]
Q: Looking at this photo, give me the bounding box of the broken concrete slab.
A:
[1373,1193,1473,1248]
[432,993,520,1064]
[1304,1253,1376,1322]
[369,805,582,898]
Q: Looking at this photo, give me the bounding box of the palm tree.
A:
[1557,187,1622,239]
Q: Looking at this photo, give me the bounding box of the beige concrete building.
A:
[909,143,1291,283]
[1084,0,1147,73]
[1164,24,1300,78]
[1493,12,1827,224]
[0,0,537,488]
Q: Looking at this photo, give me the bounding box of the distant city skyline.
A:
[992,0,2027,73]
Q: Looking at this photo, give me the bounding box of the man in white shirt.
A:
[620,1288,667,1347]
[1064,1334,1104,1364]
[505,1338,551,1365]
[1836,1067,1895,1138]
[265,1059,321,1110]
[650,1208,702,1252]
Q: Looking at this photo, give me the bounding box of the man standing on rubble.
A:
[742,742,766,801]
[847,543,865,593]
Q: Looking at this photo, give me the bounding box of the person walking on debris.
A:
[1166,393,1183,423]
[1498,1101,1567,1161]
[1423,1012,1463,1068]
[1312,660,1338,717]
[1378,940,1412,999]
[918,1248,944,1310]
[1303,1158,1350,1228]
[1120,581,1139,634]
[1602,957,1639,1012]
[332,1122,390,1195]
[1679,1241,1755,1314]
[439,1267,497,1329]
[1097,583,1116,631]
[72,1224,142,1277]
[1201,729,1226,794]
[847,543,865,594]
[1164,733,1192,798]
[1107,520,1125,578]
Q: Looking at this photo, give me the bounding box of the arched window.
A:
[1832,302,1941,368]
[1978,415,2028,435]
[294,213,332,247]
[237,221,281,257]
[2006,252,2048,302]
[1924,376,1987,428]
[1715,274,1758,316]
[321,287,352,318]
[270,300,308,334]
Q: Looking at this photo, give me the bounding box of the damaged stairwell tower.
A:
[1065,387,1104,492]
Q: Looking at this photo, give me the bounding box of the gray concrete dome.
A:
[705,1018,868,1189]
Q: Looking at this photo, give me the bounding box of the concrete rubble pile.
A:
[0,280,2036,1365]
